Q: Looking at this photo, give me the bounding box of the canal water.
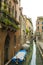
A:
[8,41,36,65]
[30,41,36,65]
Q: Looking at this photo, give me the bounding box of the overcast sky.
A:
[21,0,43,31]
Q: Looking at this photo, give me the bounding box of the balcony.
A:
[0,10,19,31]
[36,32,40,36]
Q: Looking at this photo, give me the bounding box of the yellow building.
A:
[26,18,33,41]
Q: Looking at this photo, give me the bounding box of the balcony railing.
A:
[0,9,19,24]
[0,10,19,31]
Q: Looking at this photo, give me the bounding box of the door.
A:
[4,34,10,64]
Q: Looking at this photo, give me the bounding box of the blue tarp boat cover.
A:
[12,50,27,62]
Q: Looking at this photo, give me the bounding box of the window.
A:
[12,6,14,17]
[0,0,1,9]
[29,27,30,29]
[4,0,8,9]
[37,26,39,30]
[4,0,7,3]
[8,1,11,14]
[14,0,18,4]
[15,10,17,19]
[19,16,21,21]
[42,22,43,24]
[14,35,16,45]
[42,26,43,29]
[38,22,39,24]
[42,26,43,32]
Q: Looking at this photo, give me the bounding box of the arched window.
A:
[8,1,11,14]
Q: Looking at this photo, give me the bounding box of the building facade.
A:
[36,17,43,40]
[19,7,26,45]
[0,0,21,65]
[26,18,33,41]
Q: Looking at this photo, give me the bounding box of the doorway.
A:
[4,34,10,64]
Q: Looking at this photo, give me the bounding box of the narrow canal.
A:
[8,41,43,65]
[29,41,36,65]
[8,41,33,65]
[8,41,36,65]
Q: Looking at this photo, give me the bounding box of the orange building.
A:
[36,17,43,40]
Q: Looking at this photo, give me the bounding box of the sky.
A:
[21,0,43,31]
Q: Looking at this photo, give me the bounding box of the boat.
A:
[11,50,27,64]
[22,44,30,50]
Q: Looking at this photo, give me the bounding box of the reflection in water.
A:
[30,41,36,65]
